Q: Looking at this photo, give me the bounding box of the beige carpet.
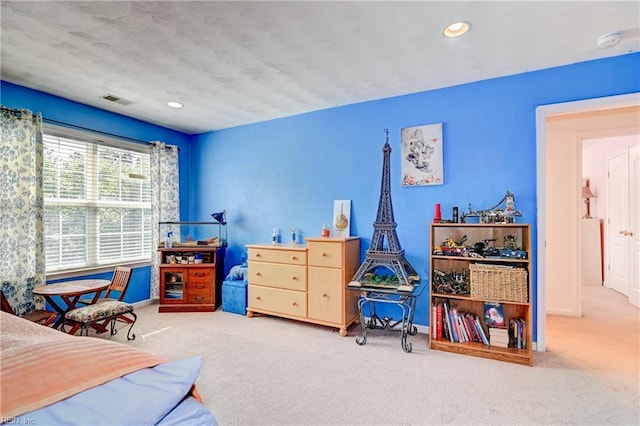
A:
[101,286,638,425]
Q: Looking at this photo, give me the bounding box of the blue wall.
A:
[189,53,640,335]
[2,53,639,338]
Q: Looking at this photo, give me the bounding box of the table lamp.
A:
[211,210,227,225]
[582,185,595,219]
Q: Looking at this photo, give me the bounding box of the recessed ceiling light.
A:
[443,21,471,38]
[167,101,184,109]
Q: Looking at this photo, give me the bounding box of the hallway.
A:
[545,285,639,379]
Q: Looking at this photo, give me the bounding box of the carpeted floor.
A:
[106,285,638,425]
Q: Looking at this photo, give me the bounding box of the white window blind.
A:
[43,130,152,272]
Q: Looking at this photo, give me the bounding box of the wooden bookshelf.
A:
[429,223,533,366]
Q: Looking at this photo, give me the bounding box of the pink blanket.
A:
[0,311,166,418]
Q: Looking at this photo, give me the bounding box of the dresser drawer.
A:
[189,269,212,282]
[187,292,213,304]
[248,247,306,265]
[307,241,343,268]
[248,285,307,318]
[248,261,306,291]
[189,280,211,292]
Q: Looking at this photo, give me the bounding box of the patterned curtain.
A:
[150,142,180,299]
[0,107,46,314]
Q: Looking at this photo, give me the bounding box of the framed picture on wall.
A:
[400,123,444,186]
[333,200,351,237]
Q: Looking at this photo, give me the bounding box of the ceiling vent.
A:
[101,94,134,106]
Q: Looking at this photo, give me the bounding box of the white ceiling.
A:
[1,1,638,135]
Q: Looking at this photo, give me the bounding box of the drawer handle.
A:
[256,296,262,301]
[255,253,262,257]
[322,293,328,298]
[322,253,328,257]
[194,296,205,302]
[291,256,298,261]
[193,272,206,277]
[291,276,298,281]
[194,284,205,289]
[256,272,262,276]
[292,302,298,307]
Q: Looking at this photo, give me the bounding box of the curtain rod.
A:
[1,105,28,116]
[3,109,178,151]
[43,117,151,146]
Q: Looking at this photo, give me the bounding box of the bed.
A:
[0,311,216,425]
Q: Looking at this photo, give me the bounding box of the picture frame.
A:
[400,123,444,186]
[333,200,351,237]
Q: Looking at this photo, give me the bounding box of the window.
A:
[43,127,152,273]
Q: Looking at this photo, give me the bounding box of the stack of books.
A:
[489,327,509,348]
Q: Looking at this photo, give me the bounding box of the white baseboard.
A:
[546,307,579,316]
[132,299,156,308]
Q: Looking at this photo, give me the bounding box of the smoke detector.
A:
[596,31,622,49]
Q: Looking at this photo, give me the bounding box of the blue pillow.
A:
[225,265,247,281]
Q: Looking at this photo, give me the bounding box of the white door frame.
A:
[535,92,640,352]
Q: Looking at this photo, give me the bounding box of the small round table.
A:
[33,279,111,330]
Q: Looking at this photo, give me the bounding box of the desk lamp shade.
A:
[211,210,227,225]
[582,186,595,219]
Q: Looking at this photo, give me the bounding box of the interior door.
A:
[606,149,630,296]
[629,144,639,307]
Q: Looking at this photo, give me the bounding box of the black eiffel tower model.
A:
[348,129,420,293]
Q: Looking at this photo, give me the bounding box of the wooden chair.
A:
[76,266,134,329]
[1,290,58,326]
[78,266,133,305]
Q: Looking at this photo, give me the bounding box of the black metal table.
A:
[350,280,426,352]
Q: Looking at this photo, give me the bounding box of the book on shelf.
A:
[456,313,468,342]
[463,313,477,342]
[449,306,459,342]
[484,302,505,327]
[443,302,453,342]
[436,304,443,340]
[442,310,451,341]
[469,314,483,343]
[431,303,444,341]
[464,315,475,342]
[432,304,437,338]
[474,317,489,345]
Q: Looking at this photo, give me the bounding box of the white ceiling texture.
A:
[1,1,638,134]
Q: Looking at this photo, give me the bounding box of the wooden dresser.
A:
[246,237,360,336]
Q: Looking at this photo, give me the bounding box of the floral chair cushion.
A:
[65,300,134,324]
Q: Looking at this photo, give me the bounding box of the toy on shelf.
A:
[461,190,523,224]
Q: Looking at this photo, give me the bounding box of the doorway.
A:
[535,93,640,352]
[582,136,640,300]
